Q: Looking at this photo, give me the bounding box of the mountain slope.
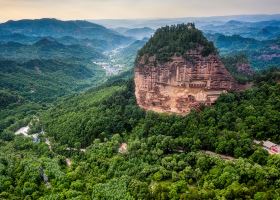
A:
[0,33,39,44]
[0,58,106,133]
[0,38,103,60]
[0,19,136,135]
[208,33,280,69]
[0,18,133,49]
[1,16,280,200]
[113,39,147,70]
[1,18,121,39]
[137,23,216,62]
[34,71,280,198]
[202,20,280,40]
[135,24,243,115]
[0,59,106,103]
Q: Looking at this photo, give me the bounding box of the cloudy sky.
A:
[0,0,279,21]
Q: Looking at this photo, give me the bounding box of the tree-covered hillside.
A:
[114,39,148,70]
[0,69,279,199]
[0,59,106,102]
[0,19,135,136]
[222,54,254,83]
[0,38,103,61]
[0,18,129,42]
[0,58,106,134]
[202,20,280,40]
[208,34,280,70]
[42,70,280,150]
[137,23,216,62]
[1,19,280,199]
[0,18,134,52]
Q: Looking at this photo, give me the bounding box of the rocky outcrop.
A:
[134,49,237,115]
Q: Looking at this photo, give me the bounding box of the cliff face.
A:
[135,49,237,115]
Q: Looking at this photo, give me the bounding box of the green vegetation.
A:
[0,89,23,109]
[1,19,280,199]
[0,22,124,134]
[0,94,42,133]
[210,34,280,70]
[0,38,103,61]
[0,18,131,46]
[137,23,216,62]
[0,59,106,102]
[222,54,253,83]
[115,39,147,70]
[43,84,128,147]
[0,19,134,135]
[0,69,279,199]
[0,58,106,134]
[42,72,280,150]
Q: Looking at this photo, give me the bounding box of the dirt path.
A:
[201,150,235,161]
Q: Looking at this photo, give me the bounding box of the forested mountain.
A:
[138,23,216,62]
[0,33,40,44]
[222,54,254,83]
[0,58,106,133]
[0,69,279,199]
[0,18,136,136]
[208,33,280,69]
[0,20,126,140]
[0,18,127,41]
[0,17,280,200]
[0,18,133,50]
[92,14,280,29]
[113,39,148,69]
[0,59,105,101]
[0,38,103,60]
[201,20,280,40]
[207,34,262,51]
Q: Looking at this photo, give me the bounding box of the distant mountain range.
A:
[0,59,106,103]
[0,18,132,108]
[0,18,133,50]
[0,38,103,61]
[0,18,121,39]
[207,33,280,69]
[92,15,280,41]
[0,16,279,110]
[201,20,280,40]
[91,14,280,29]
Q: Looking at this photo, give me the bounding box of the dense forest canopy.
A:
[0,69,279,199]
[42,69,280,149]
[222,54,254,83]
[137,23,216,62]
[208,33,280,70]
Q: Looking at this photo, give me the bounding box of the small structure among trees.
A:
[254,140,280,154]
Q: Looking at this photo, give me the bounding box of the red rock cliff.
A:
[134,49,237,115]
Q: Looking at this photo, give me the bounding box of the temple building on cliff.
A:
[134,49,237,115]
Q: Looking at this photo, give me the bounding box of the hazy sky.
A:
[0,0,279,21]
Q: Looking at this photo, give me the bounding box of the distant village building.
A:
[262,141,280,154]
[254,140,280,154]
[66,158,72,167]
[118,143,128,154]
